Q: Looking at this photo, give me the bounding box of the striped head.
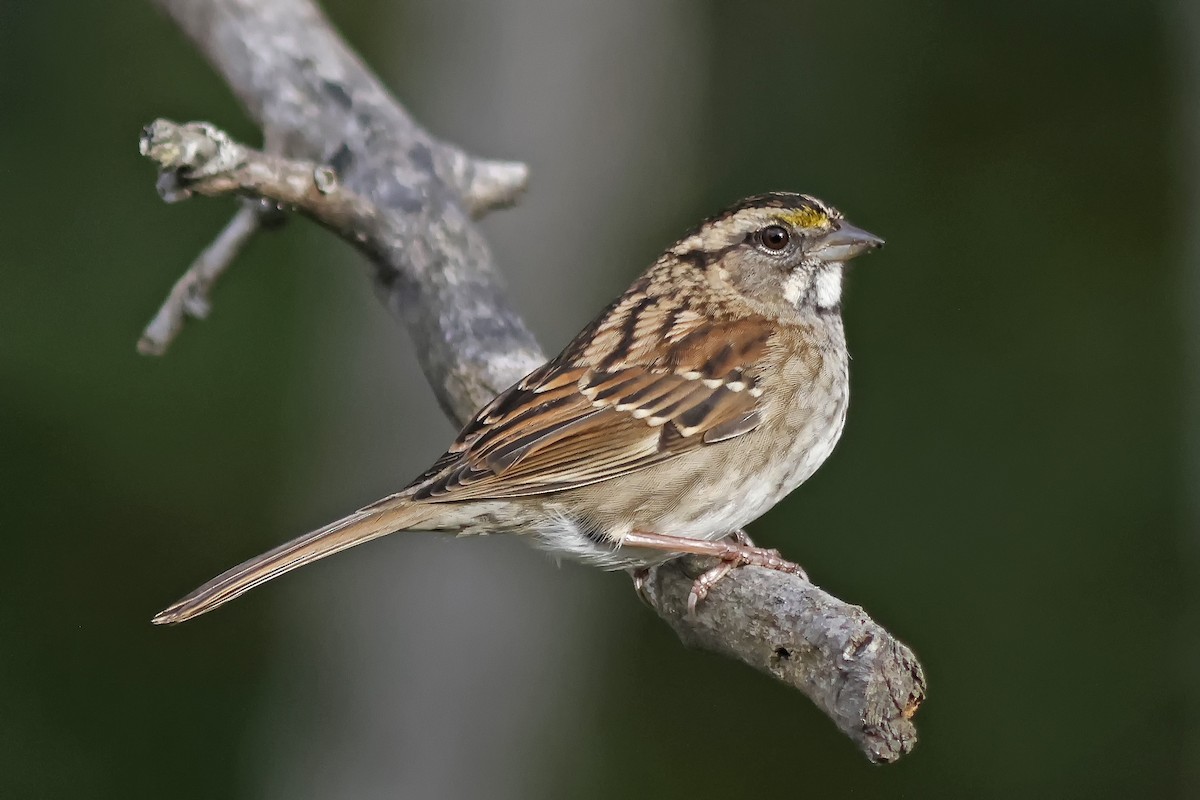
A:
[667,192,883,317]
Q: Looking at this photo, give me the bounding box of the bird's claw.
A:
[686,532,808,617]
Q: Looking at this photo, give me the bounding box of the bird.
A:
[152,191,883,625]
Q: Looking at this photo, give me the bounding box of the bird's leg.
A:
[620,529,807,616]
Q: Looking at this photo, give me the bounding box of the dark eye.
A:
[760,225,791,252]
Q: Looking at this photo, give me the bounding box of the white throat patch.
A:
[782,270,806,307]
[813,265,844,309]
[784,264,844,309]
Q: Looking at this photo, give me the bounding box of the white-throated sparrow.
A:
[153,192,883,624]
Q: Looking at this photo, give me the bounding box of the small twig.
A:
[137,118,398,356]
[138,202,267,355]
[443,150,530,218]
[140,120,380,245]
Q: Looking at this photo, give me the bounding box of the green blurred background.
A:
[1,0,1194,797]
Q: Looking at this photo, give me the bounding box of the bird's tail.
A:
[152,494,434,625]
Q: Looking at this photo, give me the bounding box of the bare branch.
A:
[642,556,924,763]
[143,0,925,762]
[150,0,545,420]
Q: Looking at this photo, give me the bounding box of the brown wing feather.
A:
[406,295,774,502]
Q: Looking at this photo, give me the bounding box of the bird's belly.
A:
[659,415,845,540]
[534,392,848,569]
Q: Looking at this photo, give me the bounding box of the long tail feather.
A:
[152,495,431,625]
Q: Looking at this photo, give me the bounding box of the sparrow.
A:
[153,192,883,625]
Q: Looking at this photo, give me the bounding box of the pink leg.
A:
[620,529,807,615]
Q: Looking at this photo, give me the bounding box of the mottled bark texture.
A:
[142,0,925,762]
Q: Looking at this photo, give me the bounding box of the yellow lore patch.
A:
[777,207,831,230]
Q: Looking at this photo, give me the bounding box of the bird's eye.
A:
[760,225,791,252]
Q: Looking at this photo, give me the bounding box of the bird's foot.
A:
[687,530,808,616]
[618,528,808,618]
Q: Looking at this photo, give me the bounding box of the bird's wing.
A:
[406,313,774,502]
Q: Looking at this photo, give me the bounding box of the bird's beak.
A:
[809,221,884,262]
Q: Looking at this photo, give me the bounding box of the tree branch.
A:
[143,0,924,762]
[641,555,923,762]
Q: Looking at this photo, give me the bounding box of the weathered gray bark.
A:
[144,0,924,763]
[149,0,543,419]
